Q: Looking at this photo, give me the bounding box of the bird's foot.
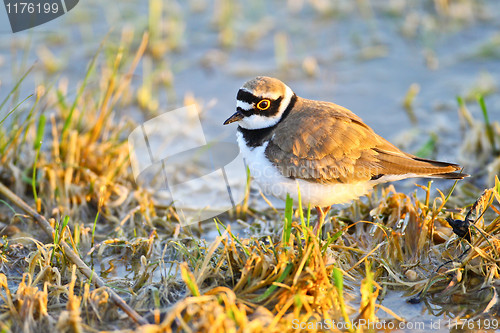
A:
[313,206,331,236]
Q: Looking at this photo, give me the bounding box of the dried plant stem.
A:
[0,182,148,326]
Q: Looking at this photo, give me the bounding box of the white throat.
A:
[237,85,294,130]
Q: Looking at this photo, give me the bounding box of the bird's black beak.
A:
[223,111,244,125]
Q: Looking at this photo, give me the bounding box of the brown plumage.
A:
[224,76,468,234]
[265,96,467,184]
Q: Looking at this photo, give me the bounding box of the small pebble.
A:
[405,269,418,281]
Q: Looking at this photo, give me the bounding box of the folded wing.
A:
[265,100,467,184]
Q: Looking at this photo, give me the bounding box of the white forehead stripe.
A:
[236,100,253,111]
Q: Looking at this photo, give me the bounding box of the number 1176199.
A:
[449,318,499,330]
[6,2,59,14]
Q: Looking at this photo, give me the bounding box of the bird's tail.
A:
[411,156,469,179]
[373,148,470,180]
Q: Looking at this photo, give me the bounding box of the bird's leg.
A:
[313,206,331,235]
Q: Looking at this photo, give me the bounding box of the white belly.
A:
[236,132,373,207]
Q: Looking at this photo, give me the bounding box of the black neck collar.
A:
[238,93,297,148]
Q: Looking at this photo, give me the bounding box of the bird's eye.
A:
[256,99,271,110]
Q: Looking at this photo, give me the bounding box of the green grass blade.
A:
[91,211,99,248]
[332,266,351,327]
[59,215,70,244]
[0,64,34,112]
[171,241,197,268]
[444,178,460,205]
[0,200,17,215]
[283,194,293,245]
[332,266,343,292]
[496,176,500,195]
[32,114,46,203]
[56,89,68,110]
[215,219,250,257]
[214,218,223,237]
[0,94,32,126]
[12,92,43,158]
[34,114,46,151]
[477,95,497,154]
[181,263,200,297]
[322,230,343,252]
[252,262,293,302]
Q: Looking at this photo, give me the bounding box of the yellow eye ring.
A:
[256,99,271,110]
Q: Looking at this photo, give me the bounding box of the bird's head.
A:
[224,76,295,130]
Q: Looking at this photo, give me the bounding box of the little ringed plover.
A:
[223,76,468,232]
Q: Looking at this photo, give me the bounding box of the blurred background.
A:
[1,0,499,186]
[0,2,499,328]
